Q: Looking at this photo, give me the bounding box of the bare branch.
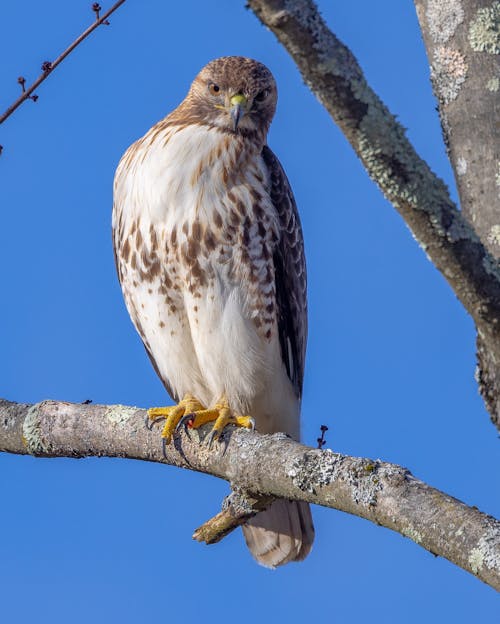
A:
[246,0,500,429]
[413,0,500,431]
[0,1,127,128]
[244,0,500,327]
[1,398,499,590]
[414,0,500,259]
[193,488,274,544]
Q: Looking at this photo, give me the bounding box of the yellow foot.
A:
[178,397,255,448]
[147,394,255,450]
[148,394,206,444]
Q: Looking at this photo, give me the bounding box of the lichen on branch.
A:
[1,398,499,591]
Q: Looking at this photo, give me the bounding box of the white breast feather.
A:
[114,124,300,437]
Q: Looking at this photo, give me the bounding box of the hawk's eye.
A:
[254,89,270,103]
[208,83,221,96]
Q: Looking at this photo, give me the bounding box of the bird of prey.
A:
[112,56,314,567]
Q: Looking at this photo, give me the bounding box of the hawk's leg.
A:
[177,395,255,448]
[148,394,206,444]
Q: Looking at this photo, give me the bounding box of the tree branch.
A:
[1,398,499,590]
[246,0,500,428]
[193,488,275,544]
[413,0,500,431]
[414,0,500,259]
[0,1,127,133]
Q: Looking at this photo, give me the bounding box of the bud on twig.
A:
[317,424,328,449]
[92,3,102,19]
[92,3,110,24]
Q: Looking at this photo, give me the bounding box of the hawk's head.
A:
[181,56,277,136]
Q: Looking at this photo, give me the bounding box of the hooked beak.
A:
[229,94,247,131]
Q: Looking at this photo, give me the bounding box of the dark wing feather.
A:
[262,145,307,397]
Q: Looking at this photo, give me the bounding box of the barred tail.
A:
[242,499,314,568]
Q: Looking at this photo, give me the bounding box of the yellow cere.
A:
[230,94,247,106]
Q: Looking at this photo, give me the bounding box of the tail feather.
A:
[242,499,314,568]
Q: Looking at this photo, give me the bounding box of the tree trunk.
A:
[414,0,500,428]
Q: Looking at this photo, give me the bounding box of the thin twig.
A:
[0,0,127,127]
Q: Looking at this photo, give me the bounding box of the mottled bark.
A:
[476,332,500,428]
[415,0,499,255]
[247,0,500,430]
[414,0,500,429]
[1,398,499,590]
[193,488,275,544]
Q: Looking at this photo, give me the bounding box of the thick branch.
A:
[413,0,500,430]
[415,0,500,258]
[247,2,500,346]
[1,398,499,590]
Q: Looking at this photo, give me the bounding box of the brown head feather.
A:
[168,56,277,140]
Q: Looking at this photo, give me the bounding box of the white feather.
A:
[114,123,300,437]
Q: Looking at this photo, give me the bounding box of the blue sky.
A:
[0,1,498,621]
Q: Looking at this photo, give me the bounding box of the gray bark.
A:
[414,0,500,430]
[414,0,499,254]
[1,398,499,591]
[247,0,500,430]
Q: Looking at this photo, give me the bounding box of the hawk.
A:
[112,57,314,567]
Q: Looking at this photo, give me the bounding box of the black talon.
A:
[146,415,165,430]
[175,413,195,438]
[206,429,219,450]
[162,438,168,458]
